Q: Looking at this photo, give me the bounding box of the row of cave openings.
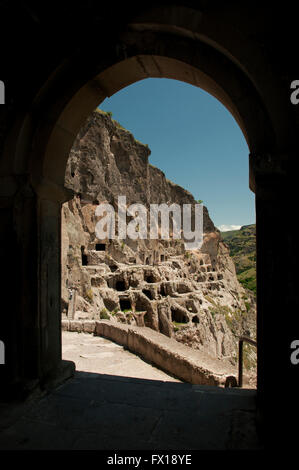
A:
[106,297,198,326]
[81,244,168,266]
[80,244,202,326]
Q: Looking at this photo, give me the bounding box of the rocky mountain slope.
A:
[61,109,256,374]
[221,225,256,293]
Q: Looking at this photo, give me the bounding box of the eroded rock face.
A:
[61,110,256,369]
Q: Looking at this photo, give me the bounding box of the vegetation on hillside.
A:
[221,224,256,294]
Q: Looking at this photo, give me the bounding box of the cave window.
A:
[145,274,155,283]
[115,280,126,291]
[192,315,199,324]
[171,308,188,323]
[96,243,106,251]
[160,285,167,296]
[110,265,118,272]
[120,298,131,311]
[81,246,88,266]
[135,298,147,312]
[160,255,165,262]
[142,289,153,300]
[103,298,118,311]
[186,301,197,313]
[145,257,150,265]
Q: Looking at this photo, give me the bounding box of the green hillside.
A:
[221,224,256,294]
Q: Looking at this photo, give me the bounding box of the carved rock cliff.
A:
[61,110,256,373]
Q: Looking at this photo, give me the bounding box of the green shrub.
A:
[172,321,186,331]
[85,288,93,302]
[100,308,110,320]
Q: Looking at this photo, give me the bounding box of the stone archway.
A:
[1,9,297,443]
[29,49,271,386]
[6,37,271,381]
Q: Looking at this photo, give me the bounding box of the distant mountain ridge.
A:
[220,224,256,293]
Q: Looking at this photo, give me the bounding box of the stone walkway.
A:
[0,332,259,450]
[62,331,181,382]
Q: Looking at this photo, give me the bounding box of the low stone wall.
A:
[62,319,236,387]
[62,319,96,334]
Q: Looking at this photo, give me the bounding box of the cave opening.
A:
[115,280,126,291]
[185,301,198,313]
[81,246,88,266]
[160,285,167,297]
[142,289,153,300]
[120,298,132,311]
[103,298,118,311]
[171,308,188,324]
[96,243,106,251]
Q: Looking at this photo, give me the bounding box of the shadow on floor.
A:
[0,370,259,450]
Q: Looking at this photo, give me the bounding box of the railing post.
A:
[238,339,243,387]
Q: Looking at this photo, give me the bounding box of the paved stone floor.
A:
[0,333,259,450]
[61,331,181,382]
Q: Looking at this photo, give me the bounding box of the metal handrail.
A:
[238,336,257,387]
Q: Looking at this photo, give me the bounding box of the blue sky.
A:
[99,78,255,231]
